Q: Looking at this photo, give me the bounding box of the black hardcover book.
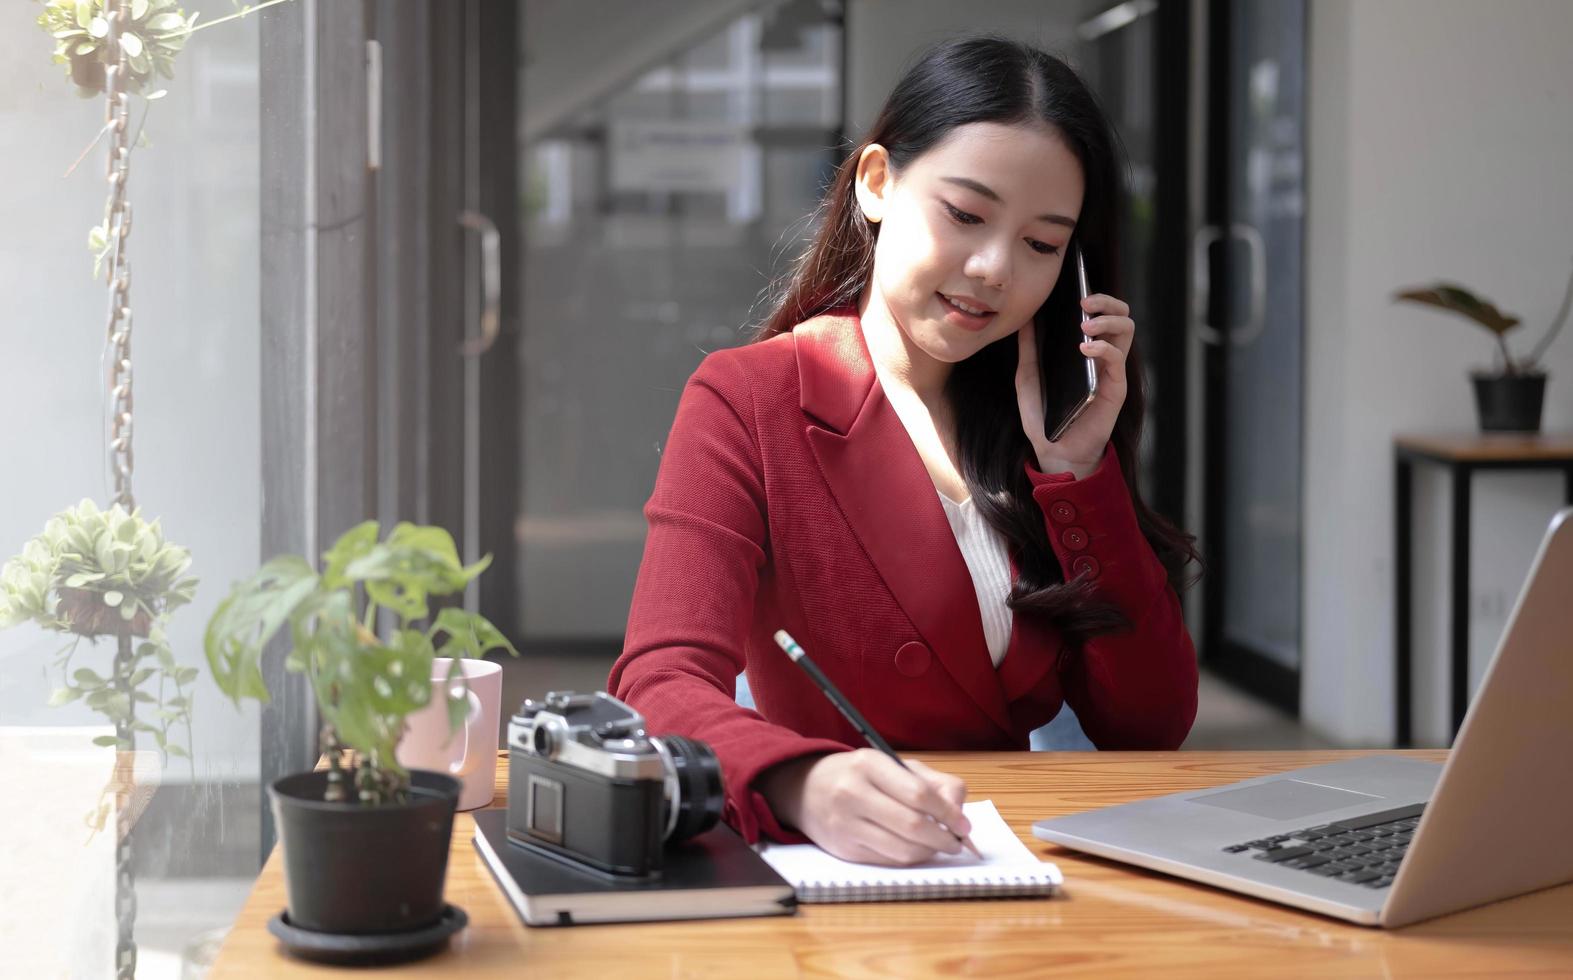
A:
[471,809,797,926]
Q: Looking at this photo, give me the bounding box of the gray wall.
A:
[845,0,1085,136]
[1305,0,1573,745]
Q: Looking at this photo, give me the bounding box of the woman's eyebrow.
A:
[940,176,1076,228]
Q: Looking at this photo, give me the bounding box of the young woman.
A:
[609,35,1200,866]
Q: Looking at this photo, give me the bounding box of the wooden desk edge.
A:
[1394,431,1573,462]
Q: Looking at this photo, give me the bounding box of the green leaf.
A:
[442,660,470,735]
[1394,284,1521,336]
[47,687,82,707]
[343,523,484,611]
[73,667,107,689]
[320,521,379,590]
[203,555,317,705]
[101,692,132,721]
[390,523,463,566]
[364,576,429,622]
[92,735,119,747]
[174,666,199,686]
[102,590,123,607]
[166,744,188,758]
[430,607,519,659]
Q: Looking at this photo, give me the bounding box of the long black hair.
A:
[755,35,1199,647]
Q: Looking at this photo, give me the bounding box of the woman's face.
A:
[855,120,1085,366]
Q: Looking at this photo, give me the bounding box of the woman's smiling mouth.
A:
[938,292,997,330]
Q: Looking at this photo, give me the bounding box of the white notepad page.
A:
[756,800,1062,902]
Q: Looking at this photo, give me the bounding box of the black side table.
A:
[1393,433,1573,746]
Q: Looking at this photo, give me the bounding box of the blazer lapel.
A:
[795,312,1012,736]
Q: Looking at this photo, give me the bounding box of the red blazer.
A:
[609,310,1197,843]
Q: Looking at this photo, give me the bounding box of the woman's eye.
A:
[1027,240,1060,256]
[942,202,982,225]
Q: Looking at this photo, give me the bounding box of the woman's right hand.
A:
[757,750,972,865]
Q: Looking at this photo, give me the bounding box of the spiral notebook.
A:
[756,800,1061,903]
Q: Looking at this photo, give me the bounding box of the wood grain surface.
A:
[1394,431,1573,462]
[211,749,1573,978]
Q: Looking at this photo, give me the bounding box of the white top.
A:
[937,492,1015,667]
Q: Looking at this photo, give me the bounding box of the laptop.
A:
[1033,507,1573,927]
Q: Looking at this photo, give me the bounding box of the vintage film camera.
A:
[506,691,725,877]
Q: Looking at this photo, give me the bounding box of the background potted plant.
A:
[1394,260,1573,432]
[204,520,516,959]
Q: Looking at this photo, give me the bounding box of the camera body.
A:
[506,691,723,877]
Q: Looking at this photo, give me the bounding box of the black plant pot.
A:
[268,769,460,936]
[1471,372,1547,433]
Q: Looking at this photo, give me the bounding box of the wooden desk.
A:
[1392,433,1573,745]
[212,749,1573,977]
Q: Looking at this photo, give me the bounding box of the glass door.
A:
[508,1,846,652]
[1198,0,1308,711]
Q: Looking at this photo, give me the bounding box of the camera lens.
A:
[651,734,724,842]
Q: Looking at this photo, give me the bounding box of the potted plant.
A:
[1394,261,1573,432]
[0,499,199,768]
[204,520,516,958]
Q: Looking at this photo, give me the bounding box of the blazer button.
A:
[1071,555,1101,580]
[895,641,932,677]
[1050,500,1078,524]
[1061,527,1088,551]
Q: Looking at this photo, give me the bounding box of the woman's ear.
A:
[854,144,891,224]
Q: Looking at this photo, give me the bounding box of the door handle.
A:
[457,210,500,357]
[1193,223,1225,345]
[1193,222,1267,348]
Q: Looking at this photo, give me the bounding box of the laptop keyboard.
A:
[1220,802,1426,890]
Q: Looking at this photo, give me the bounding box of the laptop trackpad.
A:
[1189,779,1380,820]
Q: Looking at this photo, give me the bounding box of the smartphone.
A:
[1040,243,1098,443]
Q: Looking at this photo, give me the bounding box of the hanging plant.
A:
[36,0,198,98]
[1,499,199,764]
[39,0,295,276]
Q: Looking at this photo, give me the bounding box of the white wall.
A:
[1305,0,1573,745]
[0,1,263,781]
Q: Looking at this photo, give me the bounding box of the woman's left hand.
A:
[1014,293,1134,480]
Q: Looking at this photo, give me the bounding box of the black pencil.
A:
[773,629,982,859]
